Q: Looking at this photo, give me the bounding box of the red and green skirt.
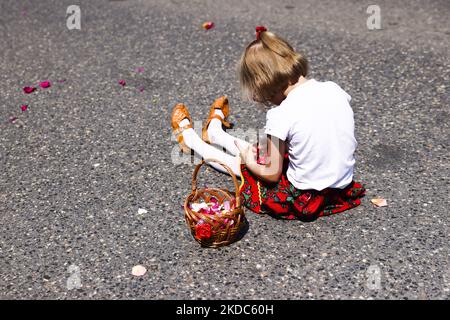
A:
[238,159,365,220]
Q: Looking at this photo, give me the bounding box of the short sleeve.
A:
[333,82,351,102]
[264,108,290,141]
[344,90,351,103]
[328,81,351,102]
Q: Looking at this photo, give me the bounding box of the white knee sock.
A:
[181,125,241,177]
[179,118,191,128]
[207,110,250,156]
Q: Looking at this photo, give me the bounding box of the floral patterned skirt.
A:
[238,158,366,220]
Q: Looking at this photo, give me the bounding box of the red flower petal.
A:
[21,105,28,112]
[118,80,126,86]
[23,86,36,94]
[210,196,218,204]
[39,81,51,88]
[202,21,214,30]
[195,223,212,240]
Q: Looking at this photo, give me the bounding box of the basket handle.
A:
[191,159,241,207]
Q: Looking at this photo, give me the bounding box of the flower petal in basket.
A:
[195,222,212,240]
[184,159,248,248]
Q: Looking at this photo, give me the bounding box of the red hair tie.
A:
[255,26,267,40]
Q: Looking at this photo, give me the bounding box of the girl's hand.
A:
[234,141,255,165]
[235,135,285,184]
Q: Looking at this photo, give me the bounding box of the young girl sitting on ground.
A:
[171,26,365,220]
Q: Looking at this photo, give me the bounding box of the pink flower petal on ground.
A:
[9,116,18,123]
[135,67,144,73]
[138,86,145,92]
[371,198,388,207]
[21,105,28,112]
[23,86,36,94]
[39,81,51,88]
[202,21,214,30]
[118,80,126,86]
[131,265,147,277]
[57,79,66,83]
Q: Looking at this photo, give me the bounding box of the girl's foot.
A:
[171,103,193,154]
[202,96,232,144]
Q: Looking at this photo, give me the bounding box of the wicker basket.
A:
[184,159,248,248]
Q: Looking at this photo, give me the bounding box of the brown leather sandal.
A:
[202,96,232,144]
[171,103,193,154]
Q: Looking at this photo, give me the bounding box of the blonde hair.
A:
[238,30,308,103]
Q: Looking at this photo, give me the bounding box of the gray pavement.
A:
[0,0,449,299]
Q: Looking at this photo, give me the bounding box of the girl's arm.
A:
[235,135,285,184]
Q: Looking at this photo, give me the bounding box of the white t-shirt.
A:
[264,79,356,191]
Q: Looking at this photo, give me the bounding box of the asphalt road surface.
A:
[0,0,449,299]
